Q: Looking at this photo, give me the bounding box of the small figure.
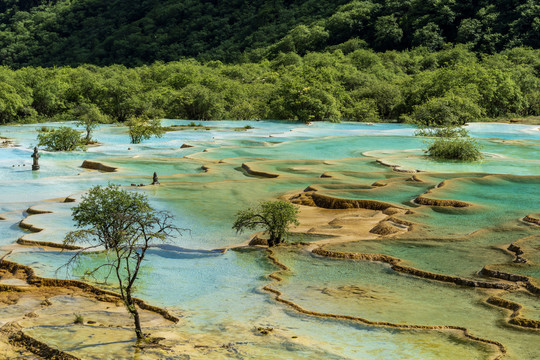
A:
[152,172,160,185]
[31,147,40,171]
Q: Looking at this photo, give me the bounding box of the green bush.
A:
[126,117,164,144]
[73,313,84,324]
[37,126,85,151]
[408,93,484,128]
[427,137,482,161]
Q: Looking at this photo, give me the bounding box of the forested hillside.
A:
[0,0,538,67]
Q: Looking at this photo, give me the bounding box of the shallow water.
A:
[1,120,539,359]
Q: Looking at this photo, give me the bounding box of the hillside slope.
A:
[0,0,538,67]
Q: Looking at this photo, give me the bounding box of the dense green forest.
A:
[0,0,538,67]
[1,46,539,124]
[0,0,538,125]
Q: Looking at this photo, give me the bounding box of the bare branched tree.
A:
[63,185,182,339]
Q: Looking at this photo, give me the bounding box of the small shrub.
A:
[37,126,85,151]
[427,137,482,161]
[244,125,254,130]
[73,313,84,324]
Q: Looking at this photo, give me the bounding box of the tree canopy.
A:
[36,126,85,151]
[0,0,538,68]
[233,200,299,247]
[0,47,537,124]
[64,184,182,339]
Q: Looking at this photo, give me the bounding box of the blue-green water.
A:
[1,120,539,359]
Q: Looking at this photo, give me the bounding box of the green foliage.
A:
[427,137,482,161]
[64,184,181,339]
[0,0,538,68]
[36,126,85,151]
[407,93,484,128]
[343,99,380,122]
[73,313,84,324]
[415,126,469,138]
[126,117,164,144]
[233,200,299,247]
[0,67,35,124]
[68,185,153,249]
[412,23,445,51]
[172,84,224,120]
[72,103,110,143]
[374,15,403,50]
[0,47,539,124]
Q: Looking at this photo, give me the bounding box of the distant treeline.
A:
[1,46,538,124]
[0,0,538,67]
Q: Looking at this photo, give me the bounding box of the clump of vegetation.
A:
[64,184,182,339]
[37,126,85,151]
[408,92,484,161]
[233,200,299,247]
[38,126,52,133]
[406,93,485,128]
[233,125,254,131]
[415,126,469,138]
[126,117,164,144]
[72,103,110,144]
[426,137,482,161]
[73,313,84,324]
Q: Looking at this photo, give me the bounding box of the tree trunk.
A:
[125,292,143,339]
[133,307,143,340]
[268,233,280,247]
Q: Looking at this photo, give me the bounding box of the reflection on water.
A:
[1,121,539,359]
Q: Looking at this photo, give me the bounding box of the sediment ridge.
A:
[415,194,470,207]
[3,323,81,360]
[291,187,401,211]
[312,248,515,290]
[16,238,82,250]
[80,160,117,172]
[18,207,83,250]
[262,248,506,360]
[25,206,53,215]
[241,163,279,178]
[486,296,540,329]
[0,259,179,323]
[480,265,540,295]
[376,159,419,173]
[414,179,471,207]
[523,214,540,226]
